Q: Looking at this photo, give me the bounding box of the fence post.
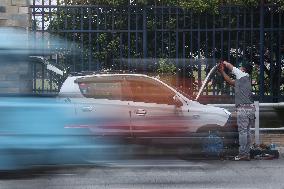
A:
[143,7,147,58]
[254,101,260,145]
[259,0,265,102]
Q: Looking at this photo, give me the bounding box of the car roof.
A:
[59,73,189,102]
[70,73,151,79]
[74,73,159,82]
[59,74,159,95]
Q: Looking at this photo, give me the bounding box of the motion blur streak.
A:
[0,97,129,171]
[0,27,76,56]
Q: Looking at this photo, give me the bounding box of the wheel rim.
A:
[202,132,224,156]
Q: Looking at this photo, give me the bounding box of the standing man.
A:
[218,60,255,161]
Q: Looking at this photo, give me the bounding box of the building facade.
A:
[0,0,32,95]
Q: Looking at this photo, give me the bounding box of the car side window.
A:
[78,81,123,100]
[128,79,177,105]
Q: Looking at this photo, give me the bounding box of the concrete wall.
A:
[251,133,284,148]
[0,0,32,95]
[0,0,30,29]
[0,55,32,94]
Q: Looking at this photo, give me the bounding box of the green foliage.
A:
[93,33,122,68]
[58,0,129,6]
[157,59,176,74]
[58,0,284,12]
[178,0,220,13]
[268,0,284,9]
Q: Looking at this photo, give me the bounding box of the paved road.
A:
[1,157,284,189]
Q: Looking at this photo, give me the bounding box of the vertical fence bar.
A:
[41,2,45,92]
[72,8,76,72]
[251,8,255,94]
[278,11,282,99]
[259,1,265,102]
[212,14,216,95]
[228,7,231,62]
[154,6,157,59]
[96,7,100,70]
[120,33,123,70]
[221,12,224,95]
[182,9,186,90]
[250,8,253,65]
[254,101,260,145]
[88,7,92,71]
[198,14,201,90]
[143,7,147,60]
[221,12,224,61]
[243,9,246,62]
[176,7,179,59]
[41,62,44,93]
[33,62,36,93]
[168,7,171,58]
[104,7,107,29]
[135,7,138,59]
[176,7,179,86]
[111,7,114,67]
[269,8,274,100]
[161,7,164,56]
[236,7,240,66]
[228,7,232,95]
[190,12,193,94]
[205,12,209,95]
[62,7,67,67]
[49,72,53,92]
[32,1,36,93]
[80,7,84,71]
[182,31,185,90]
[128,6,131,69]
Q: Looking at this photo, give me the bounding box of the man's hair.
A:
[240,61,253,75]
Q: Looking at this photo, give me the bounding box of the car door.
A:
[127,76,188,138]
[71,76,132,137]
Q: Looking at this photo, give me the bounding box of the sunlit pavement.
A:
[1,155,284,189]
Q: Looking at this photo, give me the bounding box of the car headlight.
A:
[222,108,231,116]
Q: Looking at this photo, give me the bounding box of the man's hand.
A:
[217,60,235,86]
[222,60,234,71]
[222,60,229,66]
[218,62,225,73]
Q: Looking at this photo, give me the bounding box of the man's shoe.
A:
[233,155,251,161]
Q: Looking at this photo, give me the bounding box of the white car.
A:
[0,73,238,171]
[59,73,238,156]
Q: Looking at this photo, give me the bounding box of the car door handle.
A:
[192,114,200,119]
[135,109,147,116]
[81,106,93,112]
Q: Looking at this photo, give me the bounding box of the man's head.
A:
[239,61,253,75]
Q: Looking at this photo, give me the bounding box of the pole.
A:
[259,0,265,101]
[254,101,260,145]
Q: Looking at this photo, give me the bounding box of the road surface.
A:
[1,157,284,189]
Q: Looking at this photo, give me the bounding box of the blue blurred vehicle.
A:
[0,97,103,170]
[0,28,125,171]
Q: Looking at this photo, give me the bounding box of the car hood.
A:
[186,100,231,127]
